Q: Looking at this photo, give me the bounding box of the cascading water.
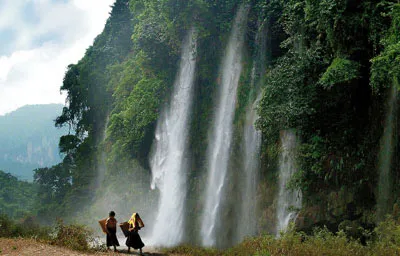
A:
[149,28,197,246]
[235,95,262,242]
[276,130,302,235]
[201,5,249,247]
[377,83,398,222]
[235,20,267,243]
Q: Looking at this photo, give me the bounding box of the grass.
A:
[2,214,400,255]
[161,244,222,256]
[0,215,93,252]
[163,219,400,256]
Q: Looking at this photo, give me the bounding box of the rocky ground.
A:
[0,238,167,256]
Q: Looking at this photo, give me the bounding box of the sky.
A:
[0,0,116,115]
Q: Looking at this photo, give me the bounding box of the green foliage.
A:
[162,221,400,255]
[55,0,134,142]
[235,52,254,124]
[319,57,360,88]
[108,53,167,159]
[295,135,326,193]
[257,47,321,142]
[47,0,258,225]
[374,216,400,247]
[371,3,400,92]
[51,219,92,251]
[130,0,182,67]
[58,135,81,155]
[51,0,136,217]
[34,164,71,203]
[0,216,95,252]
[0,171,38,219]
[31,157,76,222]
[296,132,375,197]
[256,0,397,214]
[3,217,400,255]
[56,64,85,134]
[37,0,400,240]
[0,215,50,240]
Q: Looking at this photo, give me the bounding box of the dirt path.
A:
[0,238,169,256]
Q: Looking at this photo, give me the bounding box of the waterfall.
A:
[377,83,398,222]
[235,94,262,242]
[276,130,302,235]
[235,20,267,243]
[201,5,249,247]
[149,28,197,246]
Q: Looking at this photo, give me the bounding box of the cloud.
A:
[0,0,116,115]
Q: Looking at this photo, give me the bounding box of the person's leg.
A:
[140,248,142,255]
[127,246,130,253]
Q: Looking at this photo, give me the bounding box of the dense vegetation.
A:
[0,170,38,219]
[0,216,96,252]
[256,0,400,232]
[165,218,400,256]
[3,0,400,251]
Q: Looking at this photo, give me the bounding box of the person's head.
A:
[109,211,116,217]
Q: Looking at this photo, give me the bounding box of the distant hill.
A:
[0,104,68,181]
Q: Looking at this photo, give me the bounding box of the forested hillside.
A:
[30,0,400,249]
[0,170,38,218]
[0,104,67,180]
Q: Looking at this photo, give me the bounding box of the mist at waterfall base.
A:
[148,28,197,247]
[201,4,249,247]
[88,159,156,242]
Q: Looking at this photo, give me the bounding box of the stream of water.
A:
[201,5,249,247]
[149,28,197,246]
[377,83,398,222]
[276,130,302,235]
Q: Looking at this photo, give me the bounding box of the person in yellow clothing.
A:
[126,212,145,255]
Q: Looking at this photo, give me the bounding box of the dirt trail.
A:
[0,238,171,256]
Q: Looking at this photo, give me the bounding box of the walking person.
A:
[126,212,145,255]
[105,211,120,252]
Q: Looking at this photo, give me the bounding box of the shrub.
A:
[370,217,400,255]
[319,57,360,89]
[0,215,50,240]
[51,219,92,251]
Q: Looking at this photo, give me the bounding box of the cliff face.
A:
[28,0,400,245]
[0,104,67,180]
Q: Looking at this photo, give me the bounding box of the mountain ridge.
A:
[0,104,67,181]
